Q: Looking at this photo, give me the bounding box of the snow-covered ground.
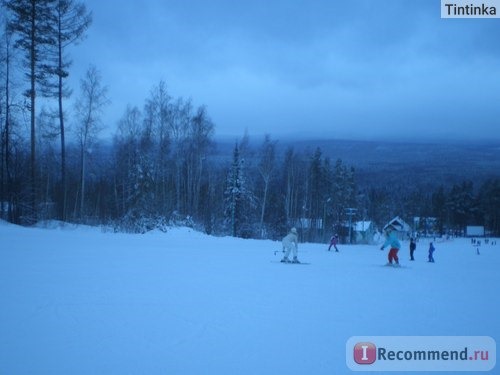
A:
[0,221,498,374]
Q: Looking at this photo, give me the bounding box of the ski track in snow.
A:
[0,221,498,375]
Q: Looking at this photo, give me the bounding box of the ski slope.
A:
[0,221,498,374]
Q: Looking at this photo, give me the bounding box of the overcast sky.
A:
[68,0,500,141]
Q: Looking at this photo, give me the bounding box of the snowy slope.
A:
[0,222,498,375]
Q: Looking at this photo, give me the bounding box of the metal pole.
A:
[346,207,357,244]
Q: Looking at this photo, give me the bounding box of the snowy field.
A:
[0,221,498,375]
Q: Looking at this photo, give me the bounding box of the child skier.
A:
[328,234,339,252]
[428,242,435,263]
[380,226,401,267]
[281,227,299,263]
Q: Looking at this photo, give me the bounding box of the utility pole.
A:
[346,208,357,244]
[323,198,331,241]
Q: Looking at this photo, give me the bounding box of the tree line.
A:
[1,1,499,240]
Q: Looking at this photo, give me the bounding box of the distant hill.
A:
[213,138,500,189]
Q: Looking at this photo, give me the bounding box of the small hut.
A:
[383,216,411,240]
[354,221,376,244]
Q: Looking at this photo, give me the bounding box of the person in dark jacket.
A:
[409,238,416,261]
[428,242,435,263]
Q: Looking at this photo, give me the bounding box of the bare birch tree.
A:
[73,65,108,219]
[257,134,276,237]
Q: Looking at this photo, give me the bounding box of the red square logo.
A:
[353,342,377,364]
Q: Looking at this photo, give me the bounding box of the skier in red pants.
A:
[380,226,401,267]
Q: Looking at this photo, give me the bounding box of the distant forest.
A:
[1,1,500,240]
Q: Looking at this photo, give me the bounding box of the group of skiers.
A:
[470,237,498,255]
[279,225,437,265]
[380,225,436,266]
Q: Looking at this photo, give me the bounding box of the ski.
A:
[271,261,311,265]
[379,264,410,269]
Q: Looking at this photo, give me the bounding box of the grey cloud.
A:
[68,0,500,141]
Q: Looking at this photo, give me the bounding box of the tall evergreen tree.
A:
[225,144,242,237]
[329,159,358,240]
[0,21,15,221]
[4,0,57,223]
[224,143,256,237]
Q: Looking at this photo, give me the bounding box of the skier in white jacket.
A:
[281,227,299,263]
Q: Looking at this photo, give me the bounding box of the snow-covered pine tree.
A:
[332,159,356,230]
[224,143,256,237]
